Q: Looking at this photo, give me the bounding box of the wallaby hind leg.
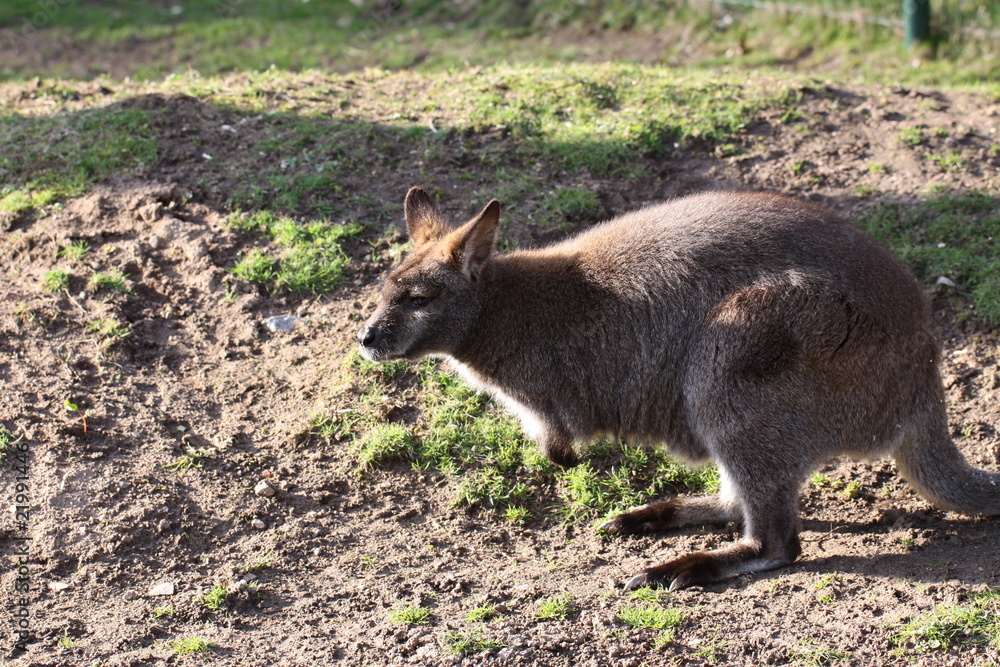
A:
[623,464,803,591]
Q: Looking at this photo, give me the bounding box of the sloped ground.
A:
[2,74,1000,667]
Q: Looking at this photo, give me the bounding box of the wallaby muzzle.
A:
[357,324,391,360]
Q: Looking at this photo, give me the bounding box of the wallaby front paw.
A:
[597,514,651,536]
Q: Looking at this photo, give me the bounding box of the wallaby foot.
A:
[623,537,801,591]
[614,472,803,590]
[598,494,740,535]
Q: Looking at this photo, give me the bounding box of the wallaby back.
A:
[359,187,1000,590]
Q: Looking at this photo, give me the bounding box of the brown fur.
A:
[359,187,1000,590]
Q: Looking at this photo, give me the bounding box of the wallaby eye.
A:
[407,295,432,309]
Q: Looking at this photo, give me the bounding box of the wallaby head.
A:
[358,187,500,362]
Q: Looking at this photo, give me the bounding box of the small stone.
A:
[262,315,304,333]
[312,547,322,556]
[254,480,277,497]
[157,518,171,533]
[48,581,71,592]
[123,590,137,601]
[149,581,174,596]
[252,519,266,530]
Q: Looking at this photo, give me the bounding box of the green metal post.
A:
[904,0,931,48]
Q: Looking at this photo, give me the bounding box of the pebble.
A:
[254,480,277,497]
[157,518,171,533]
[123,590,137,601]
[252,519,266,530]
[262,315,304,333]
[148,581,174,596]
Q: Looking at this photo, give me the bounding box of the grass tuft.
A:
[170,636,213,656]
[87,270,131,293]
[43,270,70,292]
[790,640,851,666]
[201,584,229,611]
[536,594,574,621]
[617,602,684,646]
[441,629,505,656]
[388,604,432,625]
[58,240,90,262]
[87,317,131,340]
[465,605,499,623]
[891,588,1000,653]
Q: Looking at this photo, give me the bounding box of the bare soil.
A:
[2,76,1000,667]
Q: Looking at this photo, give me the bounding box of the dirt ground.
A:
[2,75,1000,667]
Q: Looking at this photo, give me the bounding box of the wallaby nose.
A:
[358,325,379,348]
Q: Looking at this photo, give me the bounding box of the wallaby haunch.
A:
[359,187,1000,591]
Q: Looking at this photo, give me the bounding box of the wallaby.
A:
[358,186,1000,591]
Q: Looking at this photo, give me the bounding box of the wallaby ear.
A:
[448,199,501,283]
[404,186,448,247]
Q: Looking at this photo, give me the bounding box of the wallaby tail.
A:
[893,411,1000,517]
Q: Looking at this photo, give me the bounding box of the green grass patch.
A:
[441,629,505,656]
[465,66,782,176]
[169,636,213,656]
[42,269,70,292]
[343,354,718,525]
[0,108,157,213]
[856,192,1000,324]
[87,270,131,294]
[164,447,207,472]
[503,505,531,526]
[87,317,131,340]
[542,187,602,228]
[536,594,574,621]
[201,585,229,611]
[891,588,1000,653]
[229,212,362,294]
[353,423,417,469]
[465,605,499,623]
[790,640,851,666]
[562,444,718,523]
[0,187,57,213]
[388,604,432,625]
[58,240,90,262]
[3,0,999,87]
[152,605,174,619]
[0,425,21,461]
[617,602,684,646]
